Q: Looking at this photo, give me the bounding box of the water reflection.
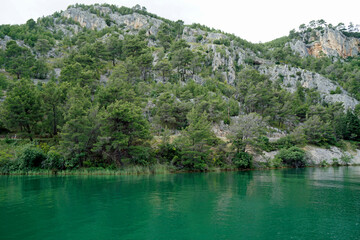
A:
[1,167,360,240]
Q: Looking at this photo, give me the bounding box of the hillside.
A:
[0,4,360,173]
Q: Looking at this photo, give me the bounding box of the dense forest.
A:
[0,4,360,174]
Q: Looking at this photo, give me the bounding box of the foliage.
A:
[1,7,360,172]
[275,147,306,168]
[18,145,46,169]
[232,152,253,169]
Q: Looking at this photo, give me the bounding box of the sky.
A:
[1,0,359,43]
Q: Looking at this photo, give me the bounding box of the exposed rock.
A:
[316,28,360,58]
[207,44,236,84]
[253,145,360,166]
[62,8,107,31]
[288,40,310,57]
[0,36,29,50]
[182,27,206,43]
[291,28,360,58]
[304,145,360,165]
[254,151,279,163]
[259,64,359,109]
[109,12,163,35]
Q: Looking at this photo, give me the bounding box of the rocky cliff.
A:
[289,28,360,58]
[61,6,163,35]
[259,64,359,109]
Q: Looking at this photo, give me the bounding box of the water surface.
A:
[1,167,360,240]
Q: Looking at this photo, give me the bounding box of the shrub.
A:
[275,146,306,168]
[331,158,340,166]
[0,158,21,173]
[18,145,46,169]
[156,143,181,163]
[340,154,353,165]
[179,151,208,170]
[42,150,65,170]
[232,152,253,169]
[128,146,154,166]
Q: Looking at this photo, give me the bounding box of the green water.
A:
[1,167,360,240]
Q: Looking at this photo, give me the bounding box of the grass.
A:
[0,163,177,176]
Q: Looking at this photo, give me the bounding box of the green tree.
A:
[154,58,172,82]
[4,41,35,79]
[34,39,52,56]
[229,113,267,152]
[94,101,151,166]
[1,79,42,141]
[41,81,67,136]
[106,35,123,66]
[157,23,173,51]
[59,86,100,166]
[183,108,215,152]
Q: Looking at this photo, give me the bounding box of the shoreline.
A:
[1,163,358,176]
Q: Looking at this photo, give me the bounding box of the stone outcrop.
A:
[290,28,360,58]
[254,145,360,166]
[61,7,163,35]
[304,145,360,165]
[259,64,359,109]
[109,12,163,35]
[62,8,107,31]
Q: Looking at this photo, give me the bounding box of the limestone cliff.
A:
[259,64,359,109]
[61,6,163,35]
[289,28,360,58]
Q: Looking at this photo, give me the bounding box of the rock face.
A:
[254,145,360,166]
[290,28,360,58]
[109,12,163,35]
[304,145,360,165]
[62,8,107,31]
[259,64,359,109]
[62,7,163,35]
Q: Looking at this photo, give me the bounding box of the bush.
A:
[156,143,181,163]
[42,150,65,170]
[275,146,306,168]
[0,158,21,173]
[18,145,46,169]
[128,146,154,166]
[232,152,253,169]
[340,154,353,165]
[179,151,208,170]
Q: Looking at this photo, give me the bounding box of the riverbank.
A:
[1,163,359,176]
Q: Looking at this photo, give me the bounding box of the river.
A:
[1,167,360,239]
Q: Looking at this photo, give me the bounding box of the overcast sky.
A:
[1,0,359,43]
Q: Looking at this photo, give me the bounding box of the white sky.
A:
[1,0,359,43]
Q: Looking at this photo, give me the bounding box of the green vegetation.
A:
[0,4,359,174]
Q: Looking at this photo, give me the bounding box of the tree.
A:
[123,34,147,58]
[41,81,66,136]
[1,79,42,141]
[229,113,267,152]
[183,108,215,152]
[297,115,335,145]
[94,101,151,166]
[32,58,49,79]
[171,47,194,81]
[59,86,100,166]
[106,35,122,66]
[136,51,153,81]
[34,39,52,56]
[157,23,173,51]
[4,41,35,79]
[154,58,172,81]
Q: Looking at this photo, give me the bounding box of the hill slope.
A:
[0,4,360,172]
